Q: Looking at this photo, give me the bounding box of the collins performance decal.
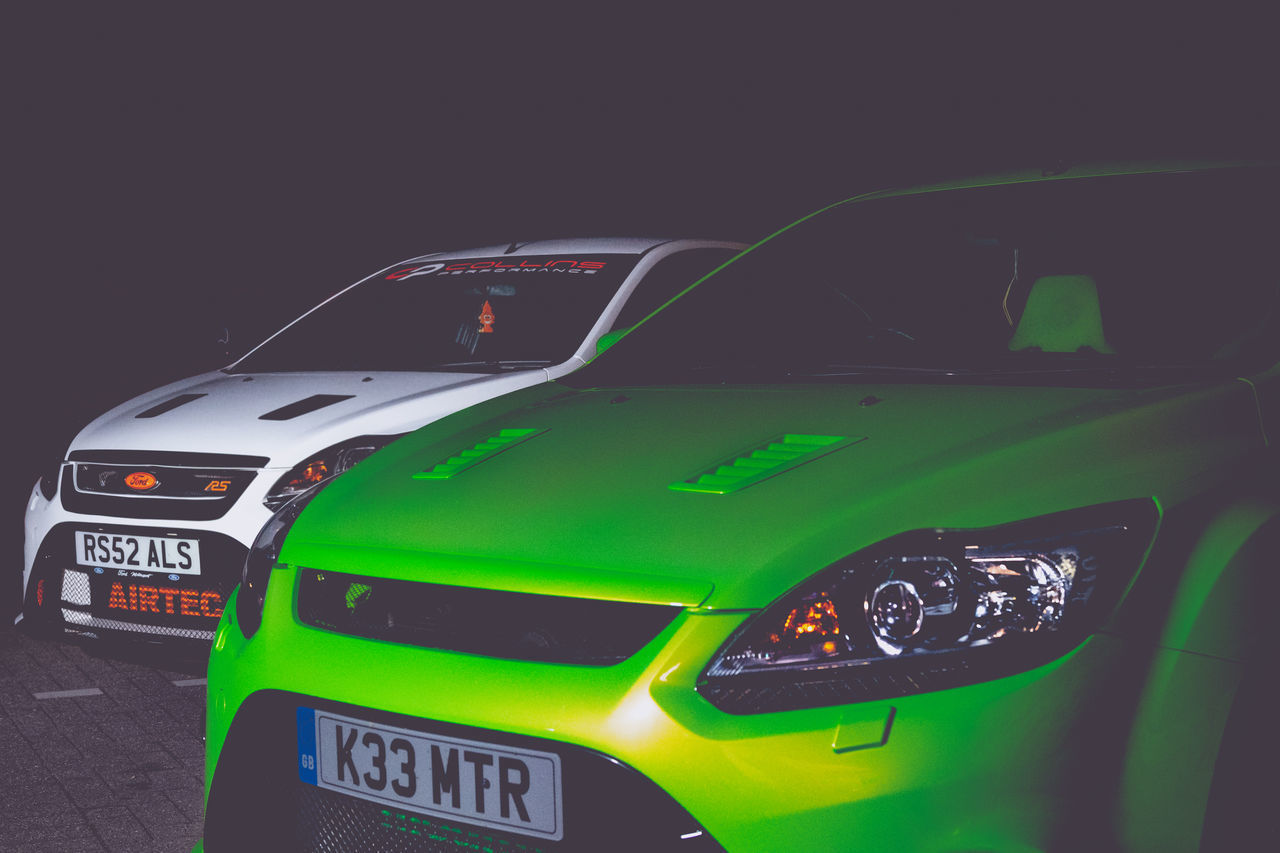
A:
[386,259,607,280]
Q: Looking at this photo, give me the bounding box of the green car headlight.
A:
[238,485,326,638]
[699,500,1158,713]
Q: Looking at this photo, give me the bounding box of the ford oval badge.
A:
[124,471,159,491]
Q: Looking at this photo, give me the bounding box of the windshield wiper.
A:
[429,359,554,372]
[811,361,1206,387]
[660,362,959,384]
[803,363,969,377]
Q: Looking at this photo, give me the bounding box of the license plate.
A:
[74,530,201,575]
[297,707,563,842]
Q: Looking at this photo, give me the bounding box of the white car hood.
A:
[68,369,546,467]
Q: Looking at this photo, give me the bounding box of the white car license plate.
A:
[74,531,201,575]
[297,707,563,842]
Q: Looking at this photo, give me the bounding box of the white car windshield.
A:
[231,253,639,373]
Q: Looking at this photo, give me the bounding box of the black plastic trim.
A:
[297,569,681,665]
[135,393,208,418]
[60,467,254,521]
[259,394,355,421]
[68,449,270,467]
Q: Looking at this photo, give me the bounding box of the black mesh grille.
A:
[298,785,560,853]
[297,570,682,665]
[60,464,256,520]
[204,691,725,853]
[72,462,257,499]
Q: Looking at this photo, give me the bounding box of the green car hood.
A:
[280,379,1261,610]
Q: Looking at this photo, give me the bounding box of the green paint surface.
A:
[202,162,1280,851]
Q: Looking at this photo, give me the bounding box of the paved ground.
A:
[0,623,204,853]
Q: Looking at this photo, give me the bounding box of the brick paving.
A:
[0,624,204,852]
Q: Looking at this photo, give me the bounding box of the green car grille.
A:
[297,569,682,665]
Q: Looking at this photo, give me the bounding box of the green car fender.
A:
[1119,496,1280,848]
[1158,498,1280,660]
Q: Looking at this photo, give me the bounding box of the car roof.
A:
[396,237,743,265]
[851,160,1273,205]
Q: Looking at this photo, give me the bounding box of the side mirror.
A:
[594,328,629,357]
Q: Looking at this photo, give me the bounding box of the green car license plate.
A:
[297,707,564,841]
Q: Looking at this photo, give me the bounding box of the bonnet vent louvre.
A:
[413,428,548,479]
[670,433,863,495]
[135,393,207,418]
[258,394,354,421]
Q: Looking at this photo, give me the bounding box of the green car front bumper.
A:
[201,569,1240,852]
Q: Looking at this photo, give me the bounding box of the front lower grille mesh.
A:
[61,608,216,641]
[297,570,681,665]
[61,570,91,605]
[298,784,554,853]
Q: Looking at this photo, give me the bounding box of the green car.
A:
[200,163,1279,852]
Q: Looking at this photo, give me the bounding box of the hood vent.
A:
[258,394,355,421]
[670,433,864,495]
[414,428,548,479]
[135,393,206,419]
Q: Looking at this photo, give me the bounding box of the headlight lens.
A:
[699,500,1158,713]
[263,435,401,510]
[39,458,64,501]
[237,485,326,638]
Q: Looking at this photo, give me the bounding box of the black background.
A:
[6,6,1278,607]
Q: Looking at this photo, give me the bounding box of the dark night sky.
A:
[6,6,1278,531]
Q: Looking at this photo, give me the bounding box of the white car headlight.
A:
[39,458,63,500]
[237,485,327,638]
[263,435,401,510]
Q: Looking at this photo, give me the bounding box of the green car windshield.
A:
[230,254,638,373]
[567,168,1279,388]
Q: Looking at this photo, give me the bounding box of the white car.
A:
[20,237,744,648]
